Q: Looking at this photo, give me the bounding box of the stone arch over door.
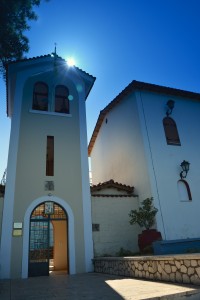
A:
[22,196,75,278]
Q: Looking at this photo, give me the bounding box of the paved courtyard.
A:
[1,273,200,300]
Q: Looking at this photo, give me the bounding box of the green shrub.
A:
[116,247,140,257]
[129,197,158,230]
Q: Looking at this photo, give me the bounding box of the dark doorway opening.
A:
[28,201,68,277]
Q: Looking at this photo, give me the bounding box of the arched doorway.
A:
[28,201,68,277]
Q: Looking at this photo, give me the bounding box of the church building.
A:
[2,54,200,279]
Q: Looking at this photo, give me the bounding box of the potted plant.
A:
[129,197,162,252]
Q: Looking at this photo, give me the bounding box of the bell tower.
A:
[0,54,95,278]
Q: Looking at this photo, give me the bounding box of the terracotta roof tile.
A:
[91,194,136,198]
[88,80,200,155]
[91,179,136,196]
[6,54,52,64]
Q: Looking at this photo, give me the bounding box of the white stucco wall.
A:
[90,94,152,200]
[137,90,200,240]
[90,87,200,242]
[91,193,140,256]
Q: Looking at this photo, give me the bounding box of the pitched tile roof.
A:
[6,54,96,115]
[88,80,200,156]
[6,54,96,79]
[91,179,137,197]
[6,54,52,64]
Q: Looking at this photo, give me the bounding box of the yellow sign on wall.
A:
[13,229,22,236]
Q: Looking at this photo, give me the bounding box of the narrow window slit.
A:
[46,136,54,176]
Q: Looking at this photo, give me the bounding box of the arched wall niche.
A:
[177,179,192,201]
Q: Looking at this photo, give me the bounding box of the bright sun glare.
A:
[67,57,76,67]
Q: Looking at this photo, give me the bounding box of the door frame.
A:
[22,195,75,278]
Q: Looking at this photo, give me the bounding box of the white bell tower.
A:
[0,54,95,278]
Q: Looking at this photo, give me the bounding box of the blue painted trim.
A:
[153,238,200,255]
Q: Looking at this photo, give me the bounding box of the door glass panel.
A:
[29,220,49,263]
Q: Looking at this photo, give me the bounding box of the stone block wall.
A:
[93,254,200,285]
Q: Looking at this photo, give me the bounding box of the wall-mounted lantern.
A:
[180,160,190,179]
[166,100,175,116]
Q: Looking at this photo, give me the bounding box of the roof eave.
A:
[88,80,200,156]
[6,54,96,115]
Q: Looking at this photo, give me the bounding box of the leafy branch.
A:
[129,197,158,230]
[0,0,49,78]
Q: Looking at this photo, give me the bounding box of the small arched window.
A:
[55,85,69,114]
[32,82,48,111]
[177,179,192,201]
[163,117,181,146]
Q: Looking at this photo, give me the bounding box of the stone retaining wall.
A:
[93,254,200,285]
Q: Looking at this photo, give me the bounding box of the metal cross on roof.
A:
[52,42,58,58]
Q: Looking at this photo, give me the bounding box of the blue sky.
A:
[1,0,200,179]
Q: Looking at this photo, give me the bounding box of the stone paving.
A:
[1,273,200,300]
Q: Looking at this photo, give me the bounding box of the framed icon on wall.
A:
[45,201,54,214]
